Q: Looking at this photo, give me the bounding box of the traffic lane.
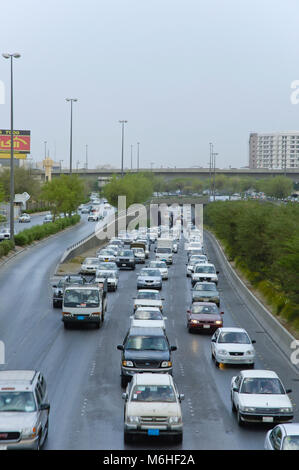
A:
[55,243,245,450]
[44,263,147,449]
[0,214,99,371]
[203,231,299,419]
[15,213,46,233]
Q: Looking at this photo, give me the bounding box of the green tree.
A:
[42,175,85,218]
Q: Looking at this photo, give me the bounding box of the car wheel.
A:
[215,358,220,368]
[43,418,49,444]
[248,363,255,369]
[64,323,69,329]
[173,433,183,444]
[36,433,42,450]
[231,396,236,412]
[121,376,128,388]
[237,409,244,426]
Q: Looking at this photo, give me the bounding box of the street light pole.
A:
[66,98,78,174]
[137,142,140,172]
[119,120,127,178]
[2,52,21,245]
[85,144,88,171]
[209,142,213,198]
[212,151,218,201]
[130,144,133,171]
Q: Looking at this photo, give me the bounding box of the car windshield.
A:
[64,289,100,307]
[98,262,117,270]
[194,265,216,274]
[191,305,218,314]
[137,292,160,300]
[96,271,115,278]
[84,259,98,265]
[193,283,217,291]
[218,332,250,344]
[126,335,168,351]
[0,391,37,412]
[134,311,163,320]
[139,269,161,277]
[119,250,133,257]
[240,378,285,394]
[150,262,166,268]
[66,277,84,284]
[190,256,206,264]
[131,385,176,402]
[156,248,171,253]
[282,435,299,450]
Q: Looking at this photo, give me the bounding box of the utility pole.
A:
[137,142,140,172]
[119,120,128,177]
[66,98,78,174]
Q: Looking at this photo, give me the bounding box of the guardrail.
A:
[205,229,299,374]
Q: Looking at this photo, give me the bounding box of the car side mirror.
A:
[216,271,219,274]
[232,387,238,392]
[220,312,224,315]
[179,394,185,402]
[163,316,168,320]
[286,389,292,394]
[52,284,57,289]
[122,393,128,400]
[170,346,177,352]
[211,338,216,342]
[117,345,124,351]
[252,340,256,344]
[40,403,50,411]
[186,310,191,314]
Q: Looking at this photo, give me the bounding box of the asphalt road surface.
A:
[0,219,298,450]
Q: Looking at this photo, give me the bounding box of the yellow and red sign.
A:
[0,130,31,154]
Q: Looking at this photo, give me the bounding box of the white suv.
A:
[0,370,50,450]
[122,373,184,444]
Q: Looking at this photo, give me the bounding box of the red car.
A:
[186,302,224,333]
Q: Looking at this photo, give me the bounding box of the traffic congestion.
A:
[0,197,298,451]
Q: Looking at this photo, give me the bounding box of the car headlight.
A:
[245,350,254,355]
[123,360,134,367]
[211,297,219,302]
[161,361,172,368]
[169,416,181,424]
[191,320,199,324]
[129,258,134,262]
[280,407,292,413]
[215,320,222,325]
[127,416,140,423]
[218,349,228,355]
[242,407,256,413]
[22,427,37,438]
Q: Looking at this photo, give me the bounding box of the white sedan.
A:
[265,423,299,450]
[231,370,293,426]
[133,290,164,312]
[211,327,256,367]
[130,307,167,330]
[148,260,169,280]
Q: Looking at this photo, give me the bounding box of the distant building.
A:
[249,131,299,169]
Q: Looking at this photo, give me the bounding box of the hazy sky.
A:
[1,0,299,170]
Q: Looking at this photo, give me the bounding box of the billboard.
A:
[0,130,30,154]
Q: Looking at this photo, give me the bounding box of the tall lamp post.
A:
[66,98,78,174]
[2,52,21,245]
[137,142,140,172]
[119,120,127,177]
[212,151,218,201]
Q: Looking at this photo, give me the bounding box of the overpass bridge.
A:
[32,167,299,183]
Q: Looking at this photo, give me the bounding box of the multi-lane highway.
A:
[0,213,298,450]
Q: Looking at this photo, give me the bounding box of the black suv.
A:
[52,275,87,308]
[115,249,136,270]
[117,327,177,387]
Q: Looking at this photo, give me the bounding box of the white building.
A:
[249,131,299,169]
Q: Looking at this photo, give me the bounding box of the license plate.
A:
[122,263,127,266]
[203,325,210,329]
[77,316,85,320]
[148,429,159,436]
[262,417,273,423]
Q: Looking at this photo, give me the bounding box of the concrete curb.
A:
[205,229,299,375]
